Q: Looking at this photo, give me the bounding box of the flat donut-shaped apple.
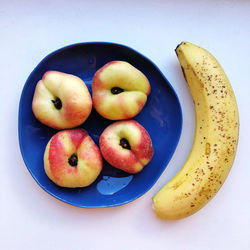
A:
[44,129,102,188]
[99,120,154,174]
[32,71,92,129]
[92,61,151,120]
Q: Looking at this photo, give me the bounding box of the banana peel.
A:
[153,42,239,220]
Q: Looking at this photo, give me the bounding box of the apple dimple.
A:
[68,153,78,166]
[51,97,62,110]
[111,87,124,95]
[68,129,87,149]
[119,138,131,150]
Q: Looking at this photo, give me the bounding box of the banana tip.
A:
[175,42,183,53]
[175,41,188,54]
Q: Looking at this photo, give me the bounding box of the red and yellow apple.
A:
[99,120,154,174]
[92,61,151,120]
[32,71,92,129]
[44,129,102,188]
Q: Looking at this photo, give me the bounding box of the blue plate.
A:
[18,42,182,208]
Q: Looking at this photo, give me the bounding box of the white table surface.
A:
[1,0,250,249]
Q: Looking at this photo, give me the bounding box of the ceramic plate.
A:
[18,42,182,207]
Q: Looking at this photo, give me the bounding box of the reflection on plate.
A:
[18,42,182,208]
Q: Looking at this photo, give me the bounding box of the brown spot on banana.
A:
[205,143,211,155]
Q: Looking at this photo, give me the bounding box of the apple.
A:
[92,61,151,120]
[44,129,102,188]
[32,71,92,129]
[99,120,154,174]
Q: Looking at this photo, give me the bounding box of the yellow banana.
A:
[153,42,239,220]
